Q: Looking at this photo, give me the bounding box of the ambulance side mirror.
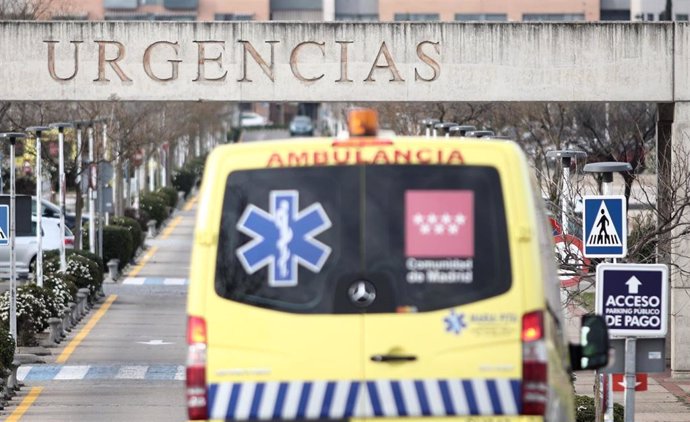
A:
[570,314,610,371]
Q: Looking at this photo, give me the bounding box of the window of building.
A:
[215,13,255,21]
[394,13,440,21]
[154,14,196,20]
[105,13,154,20]
[600,10,630,21]
[455,13,507,22]
[335,14,379,21]
[52,14,88,20]
[522,13,585,22]
[676,14,689,21]
[104,0,138,9]
[163,0,198,10]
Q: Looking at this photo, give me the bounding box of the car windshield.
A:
[293,116,311,123]
[215,165,511,314]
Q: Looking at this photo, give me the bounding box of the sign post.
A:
[596,263,668,422]
[26,126,50,288]
[0,132,28,344]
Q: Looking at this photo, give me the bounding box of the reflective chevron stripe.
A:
[208,378,521,420]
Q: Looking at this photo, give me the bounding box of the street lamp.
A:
[26,126,50,288]
[546,150,588,235]
[420,118,439,138]
[583,161,633,196]
[0,132,27,343]
[49,122,73,273]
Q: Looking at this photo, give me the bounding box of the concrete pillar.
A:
[670,101,690,377]
[658,103,673,365]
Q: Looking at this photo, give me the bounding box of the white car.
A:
[240,112,270,127]
[0,217,75,278]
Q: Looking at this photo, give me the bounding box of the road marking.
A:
[6,386,43,422]
[183,195,198,211]
[160,215,183,239]
[116,365,148,380]
[19,364,186,381]
[56,295,117,364]
[127,246,158,277]
[54,365,90,380]
[122,277,188,286]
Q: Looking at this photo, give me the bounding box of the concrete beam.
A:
[0,21,677,102]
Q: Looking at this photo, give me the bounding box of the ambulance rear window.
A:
[215,165,511,314]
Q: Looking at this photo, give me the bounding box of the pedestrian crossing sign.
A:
[583,195,626,258]
[0,205,7,246]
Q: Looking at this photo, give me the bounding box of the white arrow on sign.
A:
[137,340,173,345]
[626,276,642,294]
[617,380,643,389]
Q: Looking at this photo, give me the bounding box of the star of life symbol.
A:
[444,309,467,335]
[236,190,332,287]
[412,212,466,236]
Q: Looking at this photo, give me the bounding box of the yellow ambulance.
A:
[186,110,609,422]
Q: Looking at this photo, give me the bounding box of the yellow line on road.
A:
[160,216,183,240]
[5,386,43,421]
[127,246,159,277]
[183,194,198,211]
[56,295,117,364]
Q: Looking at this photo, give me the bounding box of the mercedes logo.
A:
[348,280,376,307]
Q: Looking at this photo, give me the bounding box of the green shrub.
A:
[157,186,178,208]
[43,272,75,308]
[172,168,195,197]
[102,225,134,270]
[43,249,105,274]
[575,395,624,422]
[112,216,144,254]
[44,253,103,295]
[139,192,168,227]
[0,324,14,373]
[0,284,56,334]
[125,208,151,236]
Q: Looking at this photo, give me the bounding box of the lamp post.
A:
[87,122,96,255]
[420,118,439,138]
[0,132,27,343]
[546,150,588,235]
[26,126,50,288]
[49,122,73,273]
[583,161,633,422]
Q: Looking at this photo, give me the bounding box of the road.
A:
[4,197,197,421]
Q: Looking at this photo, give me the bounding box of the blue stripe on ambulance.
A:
[208,378,521,420]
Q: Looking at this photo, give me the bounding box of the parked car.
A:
[31,197,89,231]
[240,112,270,127]
[289,115,314,136]
[0,217,75,278]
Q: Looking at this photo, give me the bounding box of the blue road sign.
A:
[0,205,7,246]
[583,195,627,258]
[596,263,668,337]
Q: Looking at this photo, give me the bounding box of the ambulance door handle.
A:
[371,354,417,362]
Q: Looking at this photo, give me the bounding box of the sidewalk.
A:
[565,297,690,421]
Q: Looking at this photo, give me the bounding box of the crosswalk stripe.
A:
[54,365,90,380]
[116,365,148,379]
[122,277,188,285]
[18,364,186,381]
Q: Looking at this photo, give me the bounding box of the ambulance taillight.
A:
[521,310,548,415]
[186,315,208,420]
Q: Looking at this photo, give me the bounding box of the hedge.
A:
[172,168,195,197]
[43,249,105,275]
[575,395,624,422]
[112,216,144,254]
[103,225,134,270]
[139,192,168,228]
[157,186,178,208]
[44,253,103,294]
[0,324,14,373]
[125,208,151,237]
